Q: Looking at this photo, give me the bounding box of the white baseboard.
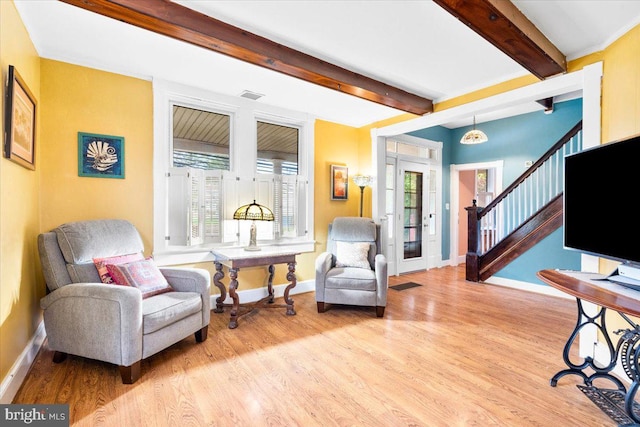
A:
[483,275,573,299]
[0,321,46,404]
[209,279,314,307]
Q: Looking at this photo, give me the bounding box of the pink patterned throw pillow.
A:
[93,252,145,284]
[105,258,173,299]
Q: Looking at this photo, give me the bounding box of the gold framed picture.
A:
[4,65,37,170]
[331,165,348,200]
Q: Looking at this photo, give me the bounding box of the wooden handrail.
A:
[479,120,582,219]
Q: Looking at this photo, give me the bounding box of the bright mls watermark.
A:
[0,404,69,426]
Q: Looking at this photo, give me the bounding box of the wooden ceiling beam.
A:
[59,0,433,115]
[433,0,567,79]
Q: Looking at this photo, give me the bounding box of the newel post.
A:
[465,200,482,282]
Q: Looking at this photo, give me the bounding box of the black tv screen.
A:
[564,134,640,265]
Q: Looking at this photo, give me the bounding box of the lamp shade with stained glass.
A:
[233,200,274,251]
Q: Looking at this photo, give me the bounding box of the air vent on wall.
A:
[239,90,265,101]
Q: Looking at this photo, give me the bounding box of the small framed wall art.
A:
[330,165,348,200]
[4,65,37,170]
[78,132,125,178]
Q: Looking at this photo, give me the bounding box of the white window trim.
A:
[152,79,315,265]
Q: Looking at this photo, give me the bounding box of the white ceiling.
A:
[14,1,640,128]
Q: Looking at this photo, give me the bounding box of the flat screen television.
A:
[564,133,640,281]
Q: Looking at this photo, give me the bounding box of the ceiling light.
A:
[460,116,488,145]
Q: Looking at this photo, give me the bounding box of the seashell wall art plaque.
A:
[78,132,125,178]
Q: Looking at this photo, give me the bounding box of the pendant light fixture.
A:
[460,115,488,145]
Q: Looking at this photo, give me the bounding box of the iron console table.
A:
[538,269,640,425]
[211,247,299,329]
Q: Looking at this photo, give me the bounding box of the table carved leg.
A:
[267,264,275,303]
[228,268,240,329]
[212,262,226,313]
[284,262,297,316]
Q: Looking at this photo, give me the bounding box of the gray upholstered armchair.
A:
[38,219,211,384]
[315,217,388,317]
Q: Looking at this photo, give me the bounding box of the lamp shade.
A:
[460,129,489,145]
[233,200,274,221]
[460,116,488,145]
[352,174,373,187]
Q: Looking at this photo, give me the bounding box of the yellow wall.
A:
[39,60,154,249]
[0,0,42,387]
[314,120,361,247]
[601,25,640,144]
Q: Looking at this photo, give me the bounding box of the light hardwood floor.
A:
[14,265,617,426]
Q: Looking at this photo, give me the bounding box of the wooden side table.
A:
[211,247,299,329]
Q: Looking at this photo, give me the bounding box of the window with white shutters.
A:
[154,81,314,261]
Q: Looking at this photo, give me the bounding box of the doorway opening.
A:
[449,161,503,265]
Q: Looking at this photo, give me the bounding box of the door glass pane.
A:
[403,170,422,260]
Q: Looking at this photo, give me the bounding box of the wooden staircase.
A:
[465,121,582,282]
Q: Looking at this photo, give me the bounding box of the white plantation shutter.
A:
[255,175,276,240]
[280,175,297,237]
[168,167,190,246]
[273,175,283,239]
[189,170,203,245]
[168,168,224,246]
[203,170,223,243]
[267,174,305,239]
[295,176,308,237]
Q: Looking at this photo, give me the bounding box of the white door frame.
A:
[449,161,503,266]
[371,62,602,258]
[381,135,442,275]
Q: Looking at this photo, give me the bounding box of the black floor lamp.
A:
[352,175,373,217]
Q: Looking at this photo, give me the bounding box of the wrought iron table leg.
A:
[228,268,239,329]
[617,326,640,423]
[212,262,226,313]
[551,298,624,390]
[284,262,297,316]
[624,381,640,423]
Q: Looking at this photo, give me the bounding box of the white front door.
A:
[397,160,430,274]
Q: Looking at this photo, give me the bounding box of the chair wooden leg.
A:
[195,325,208,342]
[52,351,67,363]
[376,306,385,318]
[119,360,141,384]
[316,302,326,313]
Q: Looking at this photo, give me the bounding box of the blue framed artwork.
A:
[78,132,124,178]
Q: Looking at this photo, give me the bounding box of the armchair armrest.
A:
[159,267,210,295]
[159,267,211,326]
[315,251,333,295]
[375,253,388,305]
[40,283,142,366]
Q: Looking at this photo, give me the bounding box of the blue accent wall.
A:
[409,98,583,285]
